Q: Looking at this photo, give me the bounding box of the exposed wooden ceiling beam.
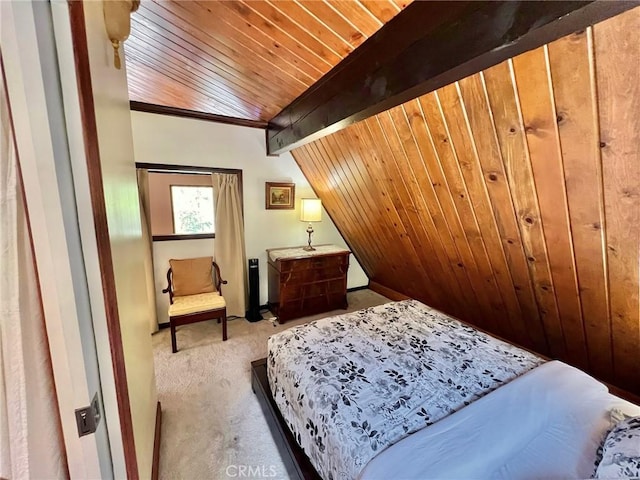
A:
[266,0,638,155]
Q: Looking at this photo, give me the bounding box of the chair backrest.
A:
[162,257,225,304]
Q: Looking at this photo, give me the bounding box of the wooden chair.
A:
[162,257,228,353]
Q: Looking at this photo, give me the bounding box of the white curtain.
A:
[0,67,68,479]
[136,169,159,333]
[213,173,247,317]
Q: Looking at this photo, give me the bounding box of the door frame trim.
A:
[67,2,138,478]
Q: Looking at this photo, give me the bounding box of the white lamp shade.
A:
[300,198,322,222]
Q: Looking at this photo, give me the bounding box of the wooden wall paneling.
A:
[316,134,390,267]
[547,29,613,379]
[358,0,402,25]
[211,0,331,81]
[325,130,390,242]
[292,146,375,275]
[315,134,385,269]
[326,0,384,36]
[413,95,499,330]
[315,137,387,279]
[268,1,354,58]
[369,281,411,302]
[364,111,453,306]
[483,60,567,360]
[128,16,284,111]
[593,8,640,392]
[356,116,429,292]
[292,145,373,276]
[128,77,249,124]
[170,1,320,85]
[290,10,640,394]
[360,111,440,301]
[385,104,477,321]
[125,44,261,118]
[298,2,367,51]
[127,70,225,119]
[457,73,548,354]
[227,1,340,69]
[327,137,401,284]
[350,121,453,309]
[511,47,589,369]
[127,1,410,120]
[126,53,245,118]
[436,84,532,347]
[336,126,433,300]
[381,105,472,318]
[135,3,312,92]
[126,26,271,111]
[303,140,380,274]
[373,109,478,319]
[125,48,256,118]
[293,145,367,272]
[346,120,448,308]
[432,88,517,338]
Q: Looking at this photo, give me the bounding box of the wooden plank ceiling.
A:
[125,0,410,121]
[292,7,640,395]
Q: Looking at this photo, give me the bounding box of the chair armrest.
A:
[219,279,228,297]
[163,268,173,303]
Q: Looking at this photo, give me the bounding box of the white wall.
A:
[83,2,158,478]
[131,111,369,323]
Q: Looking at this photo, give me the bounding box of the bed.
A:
[251,299,640,480]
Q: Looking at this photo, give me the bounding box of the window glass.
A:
[171,185,215,234]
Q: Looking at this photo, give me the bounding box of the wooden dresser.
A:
[267,245,350,323]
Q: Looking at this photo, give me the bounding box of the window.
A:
[137,163,242,242]
[171,185,215,234]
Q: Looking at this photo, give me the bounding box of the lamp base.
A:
[304,224,315,251]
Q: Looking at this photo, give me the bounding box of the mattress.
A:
[360,360,640,480]
[267,299,543,480]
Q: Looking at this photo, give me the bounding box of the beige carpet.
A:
[152,289,389,480]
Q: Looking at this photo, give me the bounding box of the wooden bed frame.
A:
[251,358,321,480]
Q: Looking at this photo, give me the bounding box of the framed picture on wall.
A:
[265,182,295,210]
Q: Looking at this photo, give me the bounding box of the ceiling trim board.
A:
[130,101,268,129]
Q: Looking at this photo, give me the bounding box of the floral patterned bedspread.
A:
[267,300,544,480]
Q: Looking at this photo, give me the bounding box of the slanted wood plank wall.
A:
[291,8,640,395]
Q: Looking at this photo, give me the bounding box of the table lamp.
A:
[301,198,322,251]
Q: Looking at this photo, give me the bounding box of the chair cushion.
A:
[170,257,215,296]
[168,292,226,317]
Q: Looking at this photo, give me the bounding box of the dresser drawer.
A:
[280,278,345,302]
[281,265,346,284]
[279,254,347,273]
[281,269,314,285]
[278,291,347,321]
[267,247,350,323]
